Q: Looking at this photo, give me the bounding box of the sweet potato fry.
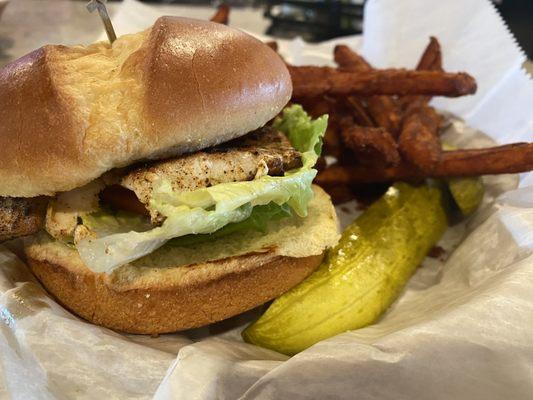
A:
[308,36,532,193]
[322,120,343,159]
[315,156,327,173]
[437,143,533,177]
[334,45,371,73]
[398,104,442,172]
[416,37,442,71]
[334,45,402,137]
[265,41,278,52]
[316,163,416,185]
[319,97,361,159]
[210,4,230,24]
[299,97,330,119]
[340,123,401,166]
[401,37,444,109]
[319,183,355,205]
[316,143,533,185]
[288,65,331,91]
[346,97,375,126]
[366,96,402,138]
[290,67,477,98]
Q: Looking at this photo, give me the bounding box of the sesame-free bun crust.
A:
[27,252,322,334]
[0,17,291,197]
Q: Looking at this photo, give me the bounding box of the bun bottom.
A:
[27,252,323,334]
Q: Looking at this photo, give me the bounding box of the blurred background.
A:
[0,0,531,68]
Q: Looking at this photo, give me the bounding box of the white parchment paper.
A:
[1,0,532,399]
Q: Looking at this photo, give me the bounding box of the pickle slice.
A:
[448,178,484,216]
[441,144,485,216]
[243,183,447,355]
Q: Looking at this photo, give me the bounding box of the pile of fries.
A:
[210,7,533,204]
[289,39,533,201]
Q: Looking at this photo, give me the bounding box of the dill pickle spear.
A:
[243,183,447,355]
[441,144,485,216]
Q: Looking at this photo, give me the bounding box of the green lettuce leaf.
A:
[167,202,292,247]
[273,104,324,163]
[77,105,328,273]
[82,210,152,237]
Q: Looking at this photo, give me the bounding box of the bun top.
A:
[0,17,292,197]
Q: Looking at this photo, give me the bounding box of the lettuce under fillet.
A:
[167,202,292,247]
[77,105,328,273]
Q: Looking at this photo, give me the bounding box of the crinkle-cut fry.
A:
[316,143,533,185]
[340,123,401,166]
[209,4,230,24]
[398,104,442,172]
[289,67,477,98]
[334,45,402,137]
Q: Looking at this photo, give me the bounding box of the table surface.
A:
[1,0,531,73]
[0,0,269,67]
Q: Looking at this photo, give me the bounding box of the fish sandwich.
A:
[0,17,338,333]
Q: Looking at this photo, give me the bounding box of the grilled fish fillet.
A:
[0,197,47,242]
[45,180,104,242]
[121,127,302,221]
[3,129,301,241]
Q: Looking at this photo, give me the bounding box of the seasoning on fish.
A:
[121,127,302,222]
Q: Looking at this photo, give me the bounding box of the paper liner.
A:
[1,0,532,398]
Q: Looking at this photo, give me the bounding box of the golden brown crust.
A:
[0,17,291,197]
[27,252,322,334]
[140,17,292,156]
[0,47,87,197]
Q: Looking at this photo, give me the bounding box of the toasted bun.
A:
[24,186,339,334]
[0,17,291,197]
[27,252,322,334]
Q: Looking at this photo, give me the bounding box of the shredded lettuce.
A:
[77,105,328,273]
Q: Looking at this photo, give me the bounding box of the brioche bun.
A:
[0,17,291,197]
[27,252,322,334]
